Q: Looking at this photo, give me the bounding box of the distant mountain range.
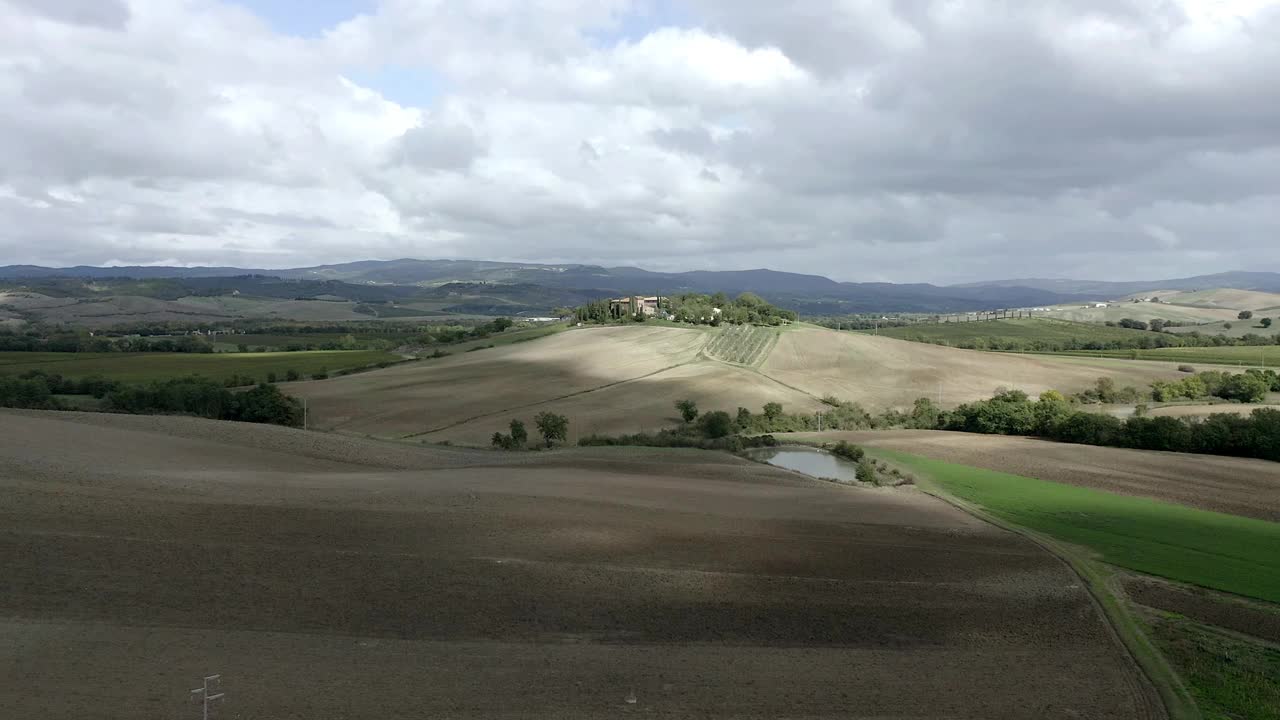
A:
[3,259,1278,314]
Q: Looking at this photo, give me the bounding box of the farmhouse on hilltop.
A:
[609,296,663,317]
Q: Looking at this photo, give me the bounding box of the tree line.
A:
[0,373,302,427]
[935,387,1279,462]
[572,292,797,326]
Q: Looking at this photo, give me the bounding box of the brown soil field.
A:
[289,325,716,438]
[764,327,1201,411]
[785,429,1280,522]
[1,410,1162,719]
[421,360,825,445]
[289,323,1203,445]
[1123,575,1280,645]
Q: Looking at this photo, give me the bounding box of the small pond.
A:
[746,445,862,483]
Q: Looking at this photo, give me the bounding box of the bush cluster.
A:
[578,430,780,452]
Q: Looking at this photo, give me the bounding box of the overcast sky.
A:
[2,0,1278,283]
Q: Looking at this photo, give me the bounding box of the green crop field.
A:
[876,451,1280,604]
[0,350,402,384]
[867,317,1167,347]
[702,324,777,365]
[1042,345,1280,367]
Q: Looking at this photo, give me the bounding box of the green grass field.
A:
[866,317,1167,346]
[1042,345,1280,367]
[1152,616,1280,720]
[876,450,1280,604]
[0,350,402,383]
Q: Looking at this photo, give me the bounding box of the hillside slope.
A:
[0,410,1158,719]
[762,327,1194,410]
[292,324,1203,445]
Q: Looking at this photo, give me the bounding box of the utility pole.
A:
[190,675,224,720]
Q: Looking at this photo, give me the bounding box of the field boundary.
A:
[872,449,1197,720]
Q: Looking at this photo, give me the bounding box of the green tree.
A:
[1220,373,1269,402]
[1239,310,1254,320]
[1263,318,1273,329]
[509,419,528,448]
[907,397,940,429]
[763,402,783,421]
[534,412,569,447]
[698,410,733,438]
[675,399,699,423]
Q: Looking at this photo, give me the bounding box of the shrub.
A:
[1178,364,1195,373]
[855,458,878,485]
[285,369,300,381]
[830,440,865,462]
[311,372,328,380]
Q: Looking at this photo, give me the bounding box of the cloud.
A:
[3,0,131,30]
[1,0,1278,282]
[394,120,485,171]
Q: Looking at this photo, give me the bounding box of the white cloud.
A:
[0,0,1278,282]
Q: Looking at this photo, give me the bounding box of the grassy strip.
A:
[877,449,1199,719]
[0,349,401,383]
[869,317,1169,345]
[1029,346,1280,366]
[875,450,1280,604]
[1148,615,1280,720]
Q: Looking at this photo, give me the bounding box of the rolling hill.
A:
[289,323,1202,446]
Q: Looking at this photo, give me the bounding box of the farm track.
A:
[0,410,1162,719]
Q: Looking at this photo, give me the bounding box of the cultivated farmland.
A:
[1043,345,1280,366]
[877,450,1280,603]
[870,317,1167,347]
[762,327,1195,411]
[0,409,1163,719]
[701,323,777,365]
[290,324,1212,443]
[0,349,400,383]
[785,429,1280,522]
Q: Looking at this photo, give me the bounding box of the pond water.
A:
[746,445,862,483]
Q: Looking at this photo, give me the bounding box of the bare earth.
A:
[763,327,1202,411]
[290,324,1197,445]
[0,410,1162,719]
[785,429,1280,522]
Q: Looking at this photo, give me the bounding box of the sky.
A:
[2,0,1279,284]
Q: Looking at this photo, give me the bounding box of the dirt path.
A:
[1,410,1164,719]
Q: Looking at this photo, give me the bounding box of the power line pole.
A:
[190,675,224,720]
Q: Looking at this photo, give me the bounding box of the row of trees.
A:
[0,373,303,426]
[936,388,1279,462]
[0,330,215,353]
